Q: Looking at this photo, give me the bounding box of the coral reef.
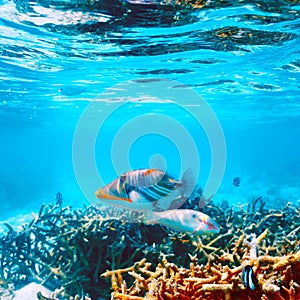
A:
[103,235,300,299]
[1,202,207,299]
[0,196,299,299]
[103,199,300,299]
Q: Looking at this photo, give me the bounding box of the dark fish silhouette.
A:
[233,176,241,187]
[55,192,63,206]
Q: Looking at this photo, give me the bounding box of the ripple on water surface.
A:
[0,0,299,123]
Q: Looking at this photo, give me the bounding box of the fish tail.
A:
[181,168,196,197]
[199,194,214,209]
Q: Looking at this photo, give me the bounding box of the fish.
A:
[55,192,63,206]
[242,265,258,290]
[233,176,241,187]
[144,209,220,235]
[95,168,195,212]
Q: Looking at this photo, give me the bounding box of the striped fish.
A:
[95,168,195,212]
[242,265,258,290]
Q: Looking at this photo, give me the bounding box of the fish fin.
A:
[154,169,195,211]
[144,169,158,176]
[128,190,143,203]
[181,168,196,198]
[95,191,133,203]
[143,211,158,224]
[198,194,214,209]
[155,189,181,211]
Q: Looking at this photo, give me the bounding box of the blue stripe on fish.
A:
[155,182,177,193]
[145,182,176,197]
[131,185,171,201]
[151,183,175,195]
[125,173,178,202]
[136,187,161,201]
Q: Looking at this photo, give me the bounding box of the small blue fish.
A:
[95,168,195,212]
[242,265,258,290]
[233,176,241,187]
[144,209,220,235]
[55,192,63,206]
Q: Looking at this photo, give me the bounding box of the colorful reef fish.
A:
[95,168,195,212]
[144,209,220,235]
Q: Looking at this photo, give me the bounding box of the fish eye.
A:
[192,214,196,218]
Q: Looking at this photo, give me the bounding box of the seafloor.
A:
[0,194,299,300]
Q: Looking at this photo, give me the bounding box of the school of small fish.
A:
[95,168,220,235]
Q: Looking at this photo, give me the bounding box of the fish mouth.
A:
[95,189,105,198]
[210,222,220,233]
[196,218,220,234]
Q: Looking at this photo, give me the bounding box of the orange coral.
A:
[102,240,300,300]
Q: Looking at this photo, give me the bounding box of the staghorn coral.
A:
[103,237,300,299]
[0,204,173,299]
[103,198,300,300]
[0,196,299,299]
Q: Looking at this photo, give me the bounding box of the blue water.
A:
[0,0,299,223]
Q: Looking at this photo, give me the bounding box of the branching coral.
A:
[103,243,300,299]
[0,204,194,298]
[0,197,299,299]
[102,198,300,300]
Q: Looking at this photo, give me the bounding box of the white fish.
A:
[144,209,220,235]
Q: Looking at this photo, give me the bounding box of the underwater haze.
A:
[0,0,300,223]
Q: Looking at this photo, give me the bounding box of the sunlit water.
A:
[0,0,299,228]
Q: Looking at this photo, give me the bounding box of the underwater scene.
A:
[0,0,300,299]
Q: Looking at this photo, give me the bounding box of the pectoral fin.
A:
[95,191,133,203]
[156,188,181,211]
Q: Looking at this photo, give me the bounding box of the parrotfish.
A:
[95,168,195,212]
[144,209,220,235]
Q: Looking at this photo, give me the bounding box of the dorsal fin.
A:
[181,168,196,197]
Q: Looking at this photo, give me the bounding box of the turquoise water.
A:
[0,0,299,223]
